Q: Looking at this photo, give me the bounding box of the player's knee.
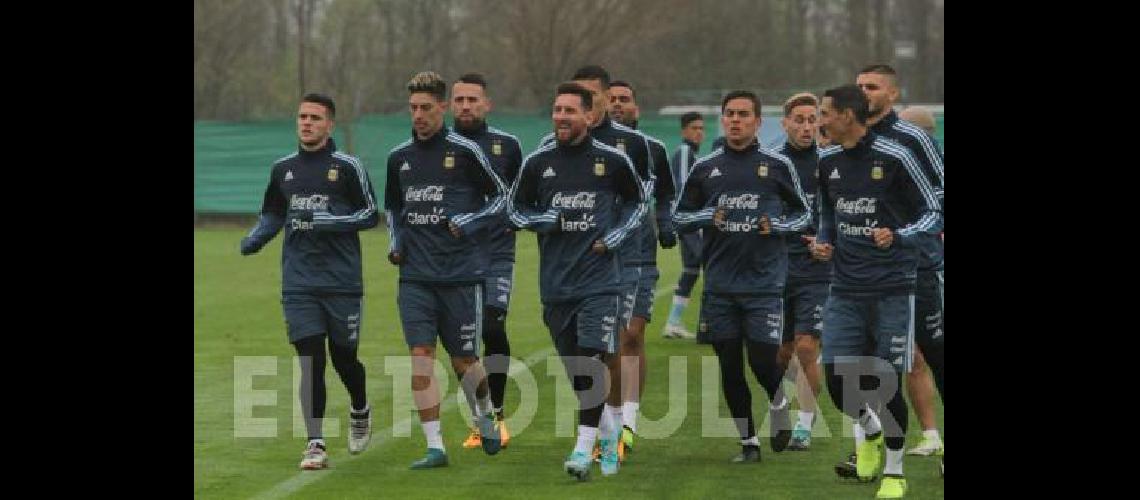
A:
[794,336,819,363]
[621,327,644,350]
[411,374,433,391]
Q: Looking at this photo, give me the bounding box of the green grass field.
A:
[195,228,944,499]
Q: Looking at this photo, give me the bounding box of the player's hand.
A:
[810,242,833,261]
[872,227,893,249]
[388,251,402,265]
[448,221,463,239]
[757,214,771,235]
[239,237,258,256]
[658,230,677,249]
[713,206,727,229]
[801,235,816,248]
[591,239,608,255]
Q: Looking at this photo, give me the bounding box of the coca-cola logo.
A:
[406,185,445,202]
[717,193,760,210]
[835,197,877,215]
[289,194,329,211]
[551,191,597,209]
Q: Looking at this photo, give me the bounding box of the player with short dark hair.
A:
[674,90,811,464]
[509,81,646,480]
[240,92,379,470]
[812,83,942,498]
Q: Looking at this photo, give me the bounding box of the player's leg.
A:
[821,294,880,480]
[742,296,792,453]
[483,269,514,421]
[322,294,371,454]
[868,294,918,498]
[581,295,622,475]
[790,282,826,450]
[664,232,701,338]
[704,294,759,462]
[602,271,638,460]
[283,294,330,469]
[907,269,944,456]
[441,284,500,455]
[619,265,658,454]
[398,283,448,469]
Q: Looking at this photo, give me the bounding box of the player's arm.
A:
[507,156,560,234]
[905,131,944,207]
[311,157,380,232]
[671,164,714,233]
[601,153,648,251]
[769,157,811,234]
[383,154,405,263]
[447,144,508,238]
[892,149,943,246]
[670,144,690,203]
[811,163,836,260]
[651,141,677,248]
[240,166,286,255]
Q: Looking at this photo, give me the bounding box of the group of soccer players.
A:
[240,62,943,499]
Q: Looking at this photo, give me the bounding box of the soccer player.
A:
[607,79,677,454]
[663,112,705,339]
[774,93,830,451]
[509,82,647,480]
[673,90,811,464]
[538,65,658,462]
[858,65,945,459]
[240,93,379,470]
[450,72,524,450]
[385,71,509,469]
[811,84,942,498]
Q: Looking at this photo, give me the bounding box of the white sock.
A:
[740,435,760,447]
[922,429,942,443]
[853,422,866,446]
[673,295,689,307]
[421,420,445,451]
[351,403,370,415]
[883,447,905,476]
[858,405,882,436]
[308,438,326,449]
[574,426,598,454]
[476,394,493,417]
[797,410,814,430]
[621,401,639,432]
[600,404,620,437]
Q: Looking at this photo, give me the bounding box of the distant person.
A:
[663,112,706,339]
